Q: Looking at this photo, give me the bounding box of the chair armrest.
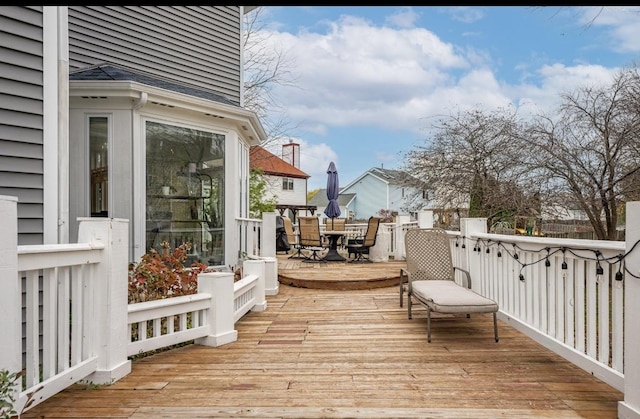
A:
[453,266,471,289]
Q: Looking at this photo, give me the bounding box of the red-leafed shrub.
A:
[128,241,209,303]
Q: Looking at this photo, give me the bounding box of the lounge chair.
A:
[400,228,499,343]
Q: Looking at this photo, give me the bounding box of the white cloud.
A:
[257,7,630,186]
[385,7,420,29]
[577,6,640,53]
[439,6,485,24]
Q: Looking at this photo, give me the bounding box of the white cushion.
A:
[411,280,498,314]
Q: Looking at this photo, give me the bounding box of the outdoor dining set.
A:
[276,215,382,263]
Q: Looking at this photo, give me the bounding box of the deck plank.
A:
[21,270,622,418]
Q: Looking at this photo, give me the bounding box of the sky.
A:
[253,6,640,191]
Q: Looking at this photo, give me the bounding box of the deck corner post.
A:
[243,259,267,311]
[417,210,434,228]
[394,214,411,260]
[0,196,20,402]
[78,217,131,385]
[195,271,237,347]
[619,201,640,418]
[261,211,277,258]
[260,256,278,295]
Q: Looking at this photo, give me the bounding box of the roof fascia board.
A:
[70,80,266,144]
[341,169,389,191]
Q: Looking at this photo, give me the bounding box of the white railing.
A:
[127,259,270,357]
[451,219,628,393]
[1,195,278,415]
[1,214,132,414]
[17,242,105,412]
[396,209,640,416]
[237,213,276,261]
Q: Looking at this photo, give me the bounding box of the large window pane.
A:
[145,121,225,265]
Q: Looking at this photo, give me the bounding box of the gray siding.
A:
[0,6,44,245]
[68,6,242,105]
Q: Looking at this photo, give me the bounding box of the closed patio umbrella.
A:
[324,161,341,221]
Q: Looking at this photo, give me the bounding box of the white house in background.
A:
[249,142,310,219]
[541,205,589,221]
[339,167,431,220]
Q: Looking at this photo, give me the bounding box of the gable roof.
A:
[342,166,427,190]
[308,189,356,208]
[70,63,237,106]
[250,145,309,179]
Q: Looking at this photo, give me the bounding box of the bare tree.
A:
[401,107,543,228]
[243,7,298,147]
[527,66,640,240]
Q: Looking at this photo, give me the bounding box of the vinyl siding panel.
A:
[0,6,44,245]
[341,175,388,220]
[68,6,241,105]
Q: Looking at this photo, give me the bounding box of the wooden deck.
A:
[21,257,623,418]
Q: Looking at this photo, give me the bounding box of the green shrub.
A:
[0,369,20,419]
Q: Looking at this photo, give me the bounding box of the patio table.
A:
[321,230,358,261]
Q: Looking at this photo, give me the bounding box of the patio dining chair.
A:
[323,217,347,247]
[283,216,303,259]
[400,228,499,342]
[346,216,382,263]
[297,216,328,262]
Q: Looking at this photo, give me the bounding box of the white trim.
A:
[43,7,67,244]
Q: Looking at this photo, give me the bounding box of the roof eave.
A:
[70,80,267,145]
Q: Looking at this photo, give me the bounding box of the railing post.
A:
[243,259,267,311]
[0,196,20,401]
[394,214,411,260]
[460,218,487,291]
[195,271,237,347]
[261,211,276,258]
[260,256,279,295]
[619,202,640,418]
[78,217,131,385]
[417,210,434,228]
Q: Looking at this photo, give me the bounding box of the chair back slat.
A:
[404,228,454,281]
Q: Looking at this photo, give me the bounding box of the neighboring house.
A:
[308,189,356,222]
[541,205,589,221]
[249,142,310,219]
[0,6,266,266]
[339,167,431,220]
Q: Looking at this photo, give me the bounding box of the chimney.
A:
[282,140,300,169]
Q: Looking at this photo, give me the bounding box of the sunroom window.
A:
[145,121,225,265]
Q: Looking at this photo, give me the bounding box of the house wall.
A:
[0,7,46,245]
[341,175,388,220]
[67,6,242,105]
[264,175,307,207]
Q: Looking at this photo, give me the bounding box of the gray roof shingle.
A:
[69,63,238,106]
